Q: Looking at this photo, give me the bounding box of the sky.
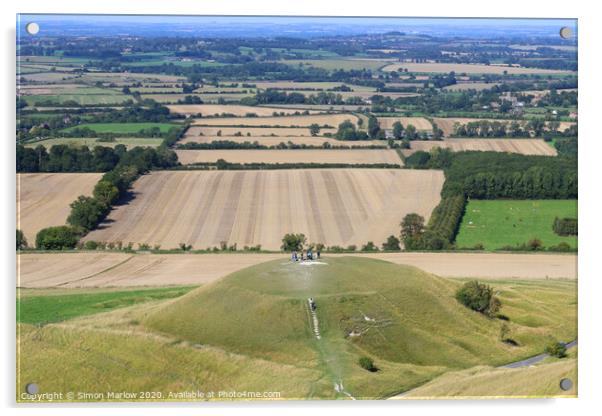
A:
[16,14,578,40]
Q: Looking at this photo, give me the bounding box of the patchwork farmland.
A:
[16,17,578,402]
[84,169,444,250]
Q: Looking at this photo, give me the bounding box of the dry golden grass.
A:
[174,149,401,165]
[377,117,433,130]
[192,113,357,127]
[166,104,320,117]
[395,359,577,399]
[83,169,443,250]
[17,322,327,401]
[383,62,574,74]
[17,251,577,288]
[17,173,102,244]
[402,139,557,156]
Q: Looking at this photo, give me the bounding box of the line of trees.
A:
[405,150,577,199]
[17,144,178,173]
[17,144,121,173]
[180,160,401,171]
[177,140,386,150]
[399,198,465,251]
[280,233,401,253]
[452,119,570,138]
[401,149,577,250]
[34,147,179,250]
[421,195,467,249]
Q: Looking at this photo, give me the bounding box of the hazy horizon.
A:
[17,14,578,40]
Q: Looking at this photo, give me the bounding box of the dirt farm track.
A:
[17,252,577,288]
[83,169,444,250]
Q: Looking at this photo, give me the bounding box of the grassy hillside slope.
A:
[401,356,577,398]
[144,257,576,398]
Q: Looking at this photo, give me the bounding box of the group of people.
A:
[291,248,320,262]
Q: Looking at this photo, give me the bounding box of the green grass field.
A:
[456,200,577,250]
[61,122,179,134]
[24,137,163,149]
[17,286,195,324]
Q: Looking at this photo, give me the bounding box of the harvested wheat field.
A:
[179,134,380,147]
[175,149,401,165]
[17,173,103,244]
[443,82,500,91]
[83,169,443,250]
[193,113,357,127]
[382,62,574,75]
[17,251,576,288]
[183,126,337,139]
[166,104,320,117]
[403,139,557,156]
[377,117,433,130]
[432,117,576,137]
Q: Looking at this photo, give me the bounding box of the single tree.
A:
[455,280,501,317]
[367,116,381,139]
[281,233,307,251]
[309,123,321,136]
[382,235,401,251]
[545,340,567,358]
[36,226,80,250]
[405,124,417,140]
[392,121,404,139]
[401,213,425,241]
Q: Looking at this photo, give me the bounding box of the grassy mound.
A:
[144,257,575,398]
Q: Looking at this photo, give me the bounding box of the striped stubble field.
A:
[84,169,444,250]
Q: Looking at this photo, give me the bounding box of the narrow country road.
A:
[500,340,577,369]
